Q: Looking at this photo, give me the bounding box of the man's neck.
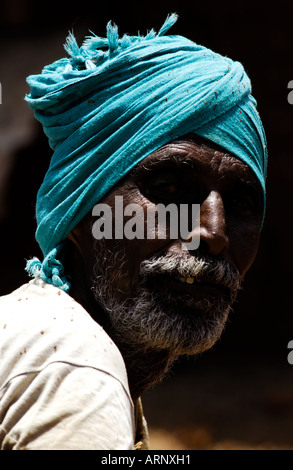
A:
[70,283,176,400]
[64,240,175,401]
[111,339,176,401]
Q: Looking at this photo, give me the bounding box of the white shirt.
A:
[0,279,136,450]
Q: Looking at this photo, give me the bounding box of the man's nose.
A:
[199,190,229,256]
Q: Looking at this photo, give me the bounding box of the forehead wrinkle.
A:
[218,154,260,186]
[134,134,233,174]
[134,150,195,174]
[132,140,259,188]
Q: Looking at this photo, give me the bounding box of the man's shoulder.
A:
[0,278,83,314]
[0,278,102,337]
[0,279,130,396]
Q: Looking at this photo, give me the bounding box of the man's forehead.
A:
[133,134,260,185]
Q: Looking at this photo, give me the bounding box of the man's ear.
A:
[66,227,87,255]
[66,211,92,248]
[66,230,82,256]
[65,213,94,263]
[67,231,78,245]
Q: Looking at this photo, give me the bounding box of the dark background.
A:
[0,0,293,449]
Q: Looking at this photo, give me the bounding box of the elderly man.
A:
[0,14,267,450]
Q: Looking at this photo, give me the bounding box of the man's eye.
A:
[230,194,257,217]
[143,178,181,200]
[152,181,178,193]
[226,180,261,219]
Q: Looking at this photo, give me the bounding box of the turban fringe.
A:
[25,14,268,291]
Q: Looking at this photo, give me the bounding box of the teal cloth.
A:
[25,14,267,291]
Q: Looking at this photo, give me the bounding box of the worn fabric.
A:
[0,279,148,450]
[25,14,267,291]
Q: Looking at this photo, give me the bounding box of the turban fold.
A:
[25,14,267,291]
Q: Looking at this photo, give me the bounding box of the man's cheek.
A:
[231,238,259,278]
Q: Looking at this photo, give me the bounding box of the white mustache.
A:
[140,252,241,292]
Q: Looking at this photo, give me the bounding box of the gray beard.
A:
[91,241,242,360]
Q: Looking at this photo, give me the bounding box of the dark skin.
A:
[64,134,263,400]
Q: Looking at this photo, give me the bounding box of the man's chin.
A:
[108,288,233,358]
[153,302,231,356]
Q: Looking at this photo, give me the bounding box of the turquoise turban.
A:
[25,14,267,292]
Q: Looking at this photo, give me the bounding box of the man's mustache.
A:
[140,252,241,292]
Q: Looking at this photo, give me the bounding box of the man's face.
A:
[76,135,263,357]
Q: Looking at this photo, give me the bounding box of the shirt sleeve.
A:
[0,361,135,450]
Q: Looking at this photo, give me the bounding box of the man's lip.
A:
[146,273,232,300]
